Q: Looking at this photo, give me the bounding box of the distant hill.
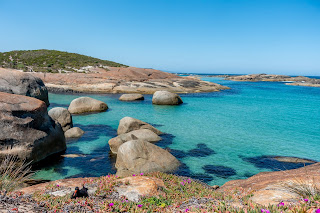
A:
[0,49,128,73]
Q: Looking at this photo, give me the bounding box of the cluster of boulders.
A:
[119,91,183,105]
[108,117,180,177]
[49,96,110,138]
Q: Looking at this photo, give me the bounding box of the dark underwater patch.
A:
[174,163,214,183]
[155,133,175,147]
[241,155,316,171]
[166,148,188,159]
[188,143,216,157]
[202,165,237,178]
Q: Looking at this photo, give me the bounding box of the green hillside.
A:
[0,49,128,73]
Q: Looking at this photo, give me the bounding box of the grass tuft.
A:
[0,155,34,192]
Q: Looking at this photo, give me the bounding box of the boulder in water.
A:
[119,94,144,101]
[68,97,108,114]
[48,107,73,131]
[117,117,162,135]
[152,91,183,105]
[115,140,180,177]
[65,127,85,138]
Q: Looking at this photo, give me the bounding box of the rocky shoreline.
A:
[224,73,320,87]
[27,66,229,94]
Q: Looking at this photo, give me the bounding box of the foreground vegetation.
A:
[21,172,320,212]
[0,49,128,73]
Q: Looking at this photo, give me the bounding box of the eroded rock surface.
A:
[0,92,66,163]
[0,68,49,106]
[220,163,320,206]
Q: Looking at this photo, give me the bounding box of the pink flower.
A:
[56,184,60,187]
[277,202,284,206]
[137,204,142,208]
[185,208,189,212]
[304,199,309,202]
[140,173,144,175]
[132,174,136,176]
[109,203,114,207]
[316,209,320,213]
[181,182,185,185]
[261,209,270,213]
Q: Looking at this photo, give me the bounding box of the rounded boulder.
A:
[119,94,144,101]
[115,140,180,177]
[152,91,183,105]
[48,107,73,131]
[68,97,108,114]
[64,127,85,138]
[117,117,162,135]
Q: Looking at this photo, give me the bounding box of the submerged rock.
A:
[48,107,73,131]
[117,117,162,135]
[0,68,49,106]
[68,97,108,114]
[119,94,144,101]
[65,127,85,138]
[152,90,183,105]
[0,92,66,163]
[115,140,180,177]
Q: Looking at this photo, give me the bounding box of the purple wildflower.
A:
[132,174,136,176]
[185,208,189,212]
[109,203,114,207]
[140,173,144,175]
[316,209,320,213]
[137,204,143,208]
[277,202,284,206]
[304,198,309,202]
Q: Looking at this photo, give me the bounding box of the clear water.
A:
[33,77,320,186]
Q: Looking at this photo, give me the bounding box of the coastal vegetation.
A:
[16,172,320,212]
[0,155,33,192]
[0,49,128,73]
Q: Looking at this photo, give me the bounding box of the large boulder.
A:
[117,117,162,135]
[68,97,108,114]
[48,107,73,131]
[152,91,183,105]
[119,94,144,101]
[0,68,49,106]
[109,129,161,154]
[64,127,85,138]
[0,92,66,163]
[115,140,180,177]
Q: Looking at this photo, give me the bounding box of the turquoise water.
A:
[34,77,320,186]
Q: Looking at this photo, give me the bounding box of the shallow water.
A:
[33,77,320,186]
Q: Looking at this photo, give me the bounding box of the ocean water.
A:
[33,77,320,186]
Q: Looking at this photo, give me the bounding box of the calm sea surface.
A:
[33,77,320,185]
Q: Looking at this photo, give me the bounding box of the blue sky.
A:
[0,0,319,75]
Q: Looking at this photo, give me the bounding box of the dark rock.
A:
[0,92,66,163]
[0,68,49,106]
